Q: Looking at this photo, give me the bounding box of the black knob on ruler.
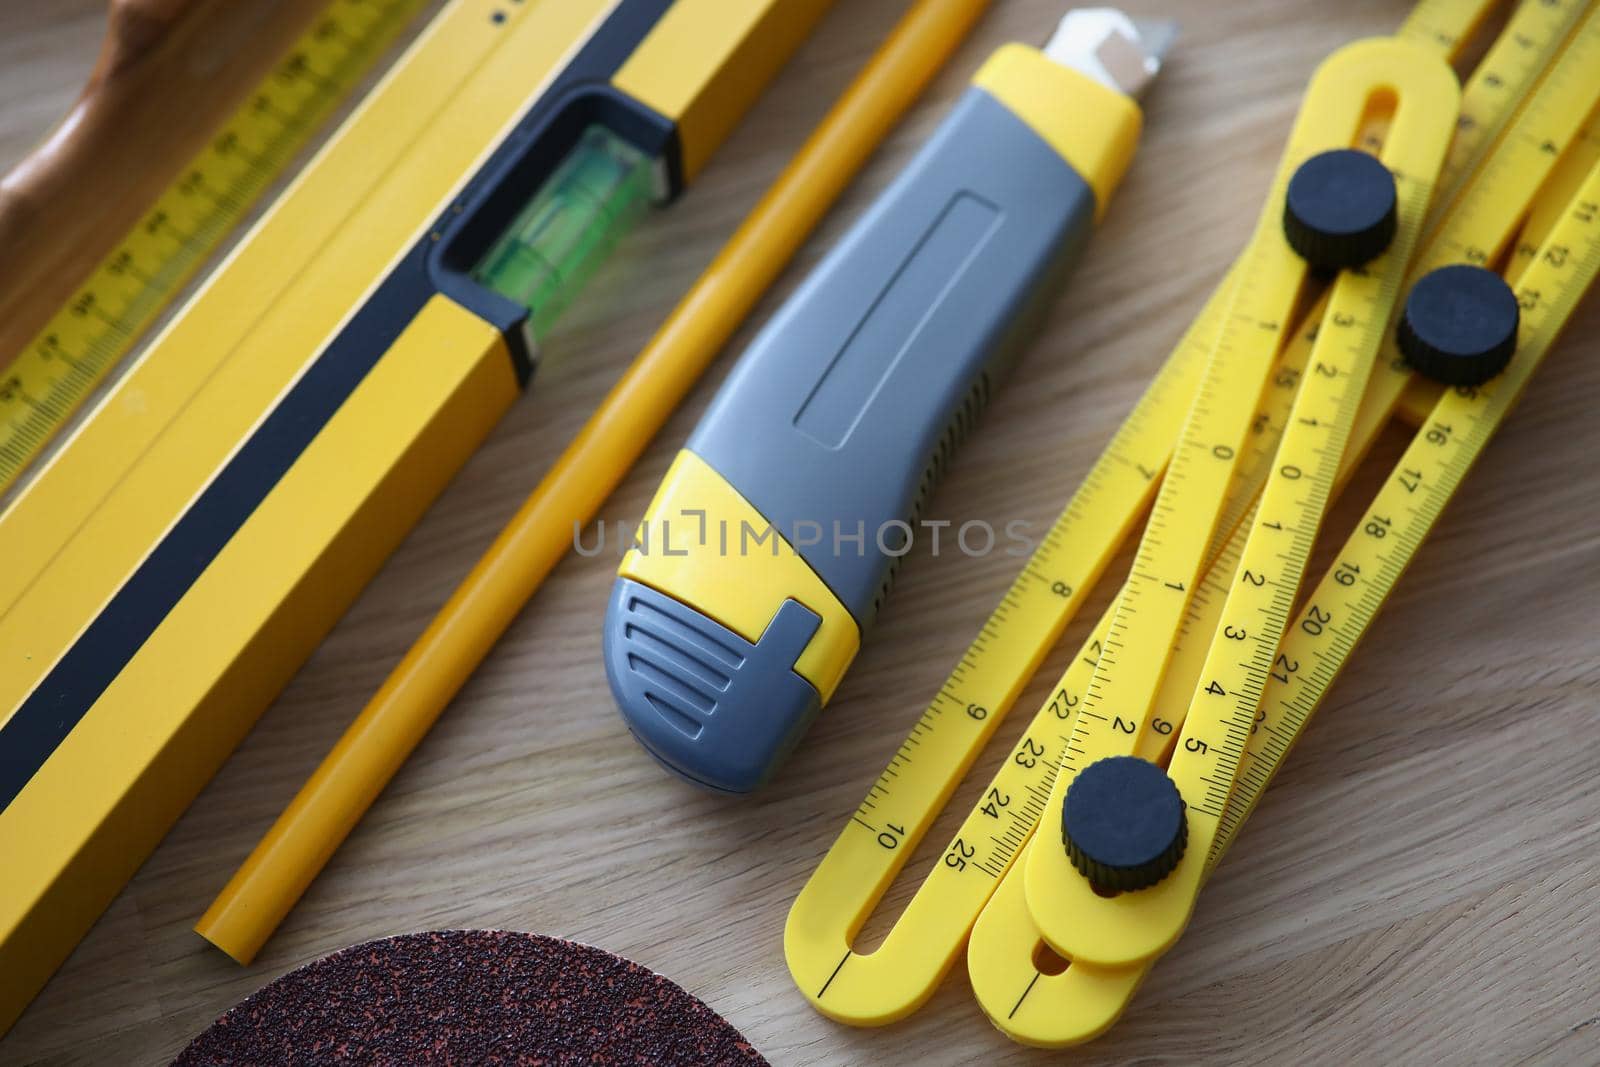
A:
[1397,264,1520,386]
[1282,148,1398,271]
[1061,755,1187,893]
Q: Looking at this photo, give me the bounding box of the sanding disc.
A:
[176,930,767,1065]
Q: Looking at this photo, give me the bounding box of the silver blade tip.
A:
[1043,9,1178,100]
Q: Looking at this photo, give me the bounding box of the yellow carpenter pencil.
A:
[197,0,995,966]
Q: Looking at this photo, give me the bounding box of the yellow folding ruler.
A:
[971,130,1600,1049]
[1018,37,1457,968]
[787,0,1600,1044]
[0,0,426,493]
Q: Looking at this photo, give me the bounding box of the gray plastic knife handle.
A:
[606,84,1101,792]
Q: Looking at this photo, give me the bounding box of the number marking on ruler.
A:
[1341,2,1600,495]
[785,0,1547,1028]
[1049,145,1446,970]
[1210,167,1600,862]
[967,7,1600,1041]
[0,0,425,493]
[1429,0,1591,215]
[784,275,1217,1024]
[1022,38,1458,967]
[975,151,1600,1049]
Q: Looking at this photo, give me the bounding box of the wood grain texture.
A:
[2,0,1598,1063]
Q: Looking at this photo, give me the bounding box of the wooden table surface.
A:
[4,1,1599,1063]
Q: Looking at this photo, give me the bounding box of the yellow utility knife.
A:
[604,9,1175,792]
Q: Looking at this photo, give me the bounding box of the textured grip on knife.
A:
[688,85,1100,627]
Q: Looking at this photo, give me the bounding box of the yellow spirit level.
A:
[0,0,834,1036]
[0,0,428,493]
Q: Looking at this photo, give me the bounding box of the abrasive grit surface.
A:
[175,929,768,1066]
